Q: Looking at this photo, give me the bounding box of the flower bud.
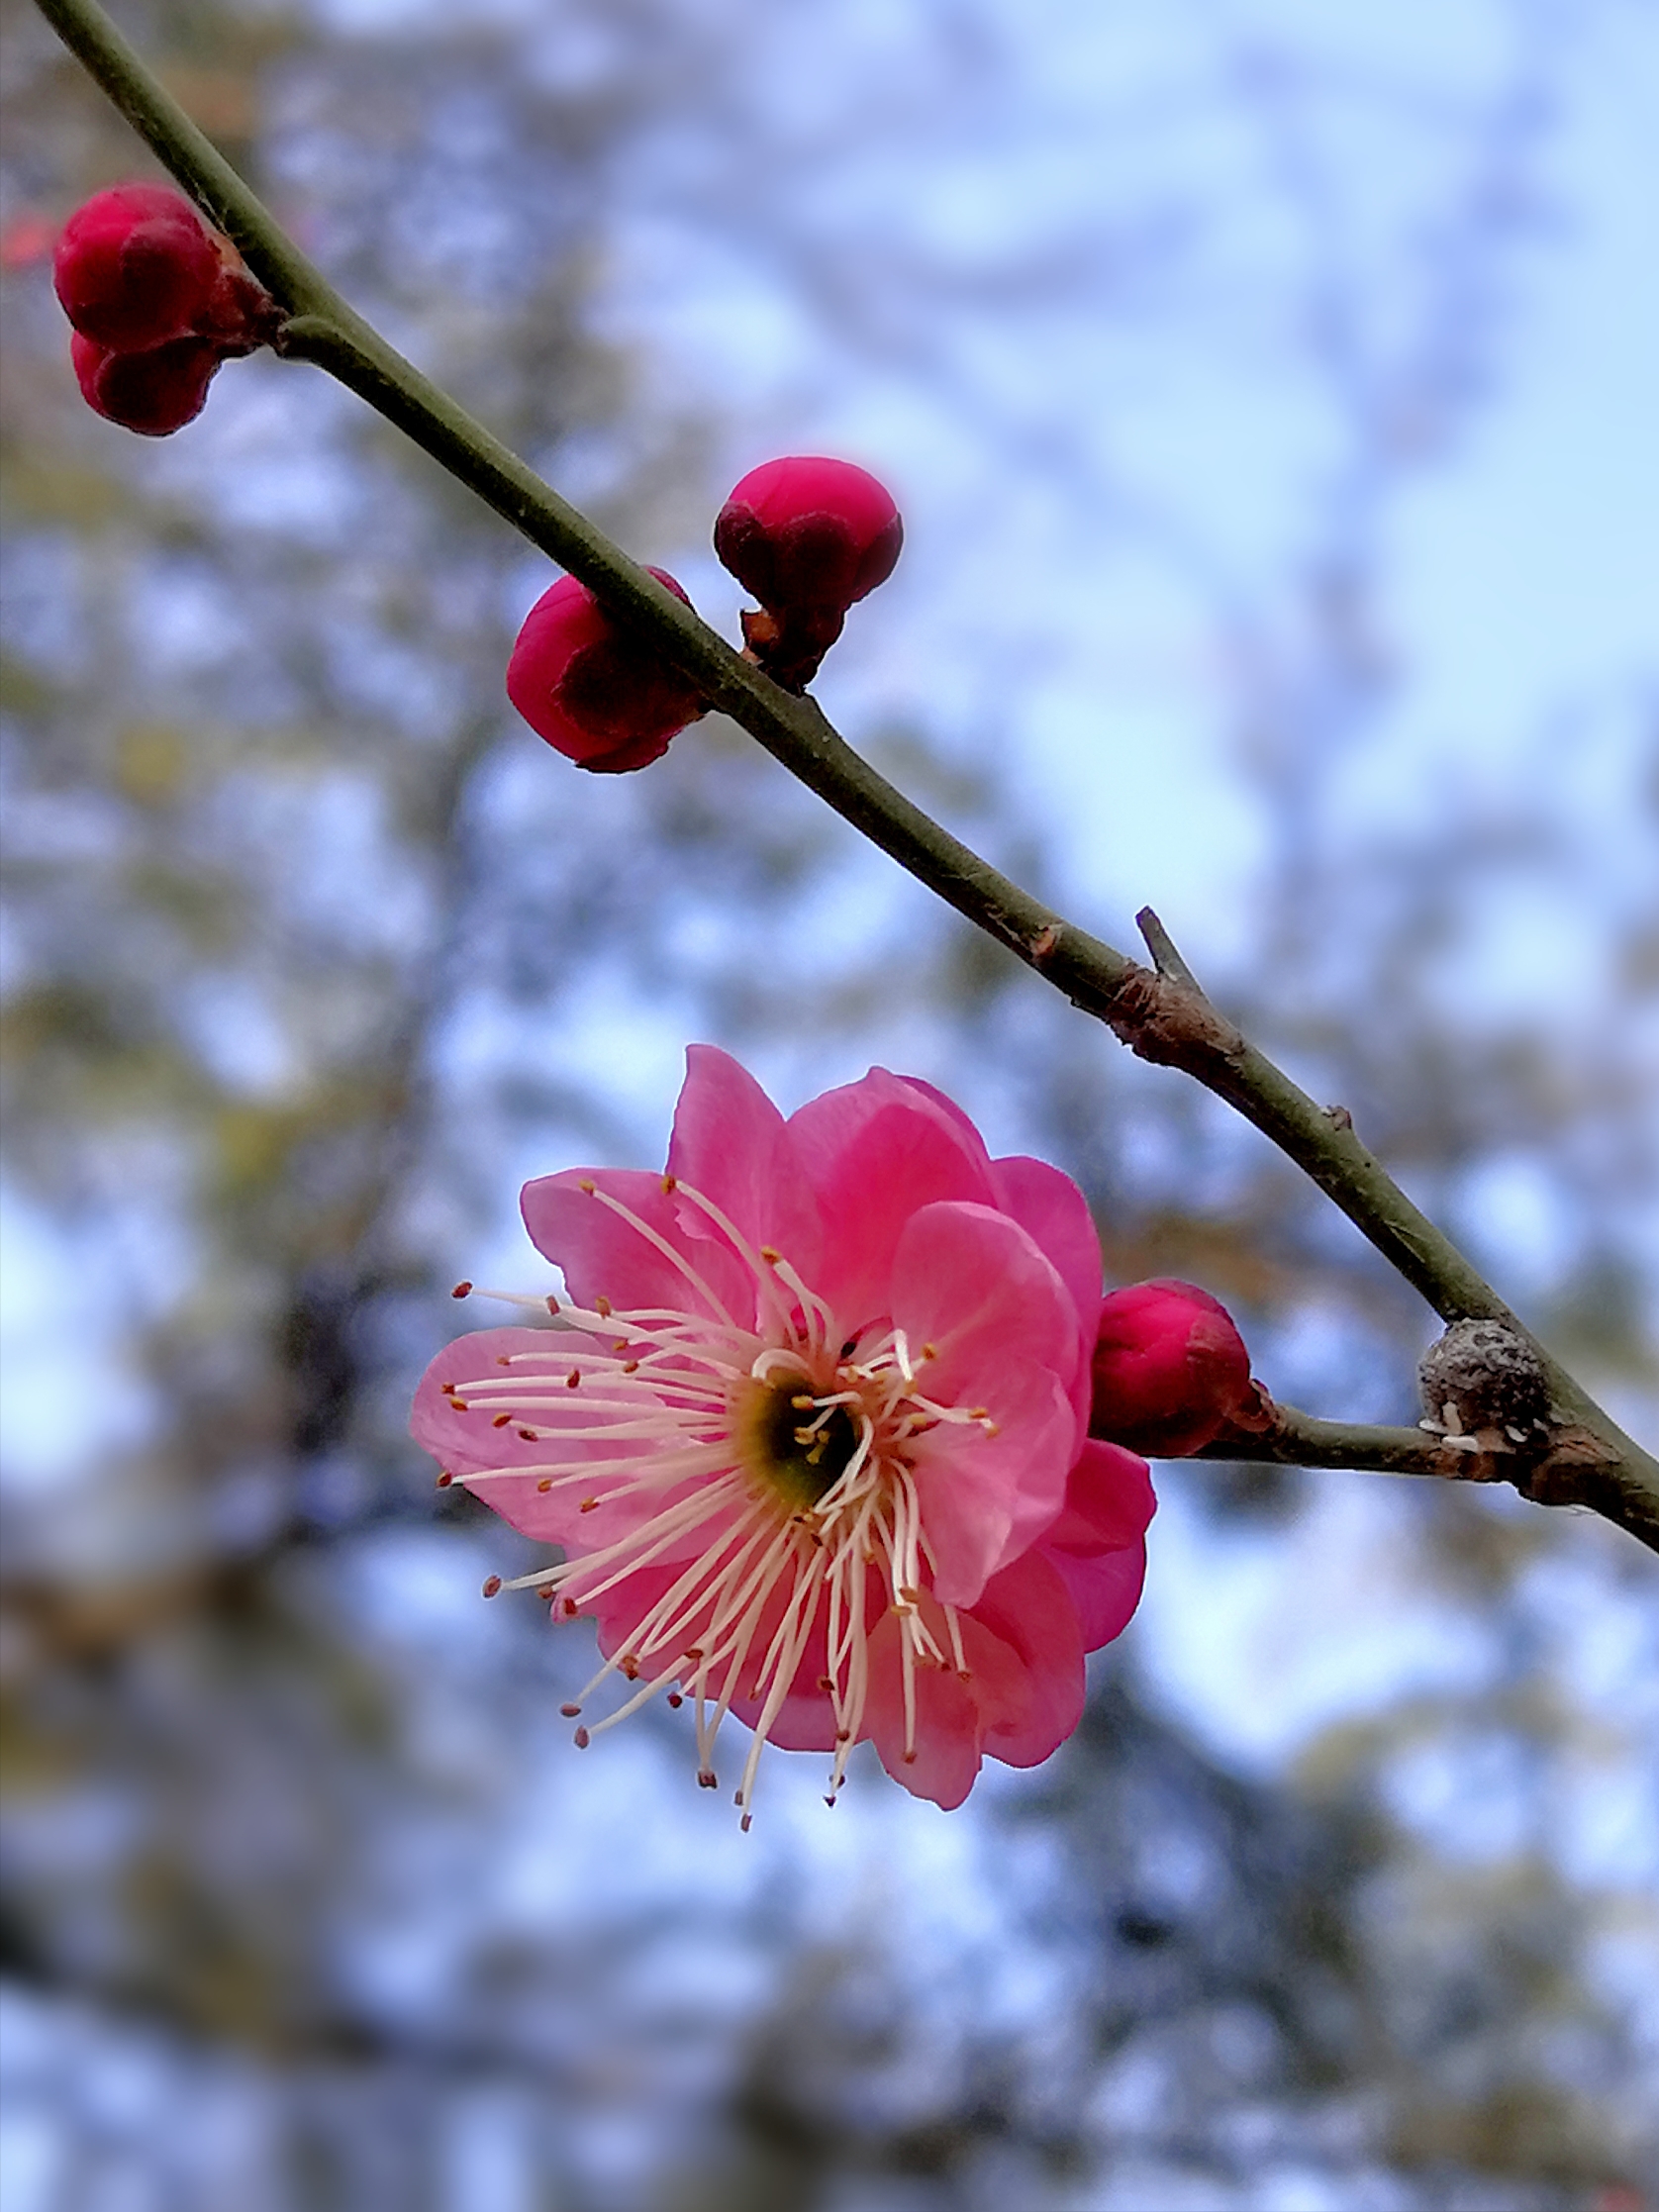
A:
[715,456,902,619]
[71,331,222,436]
[53,184,226,352]
[1089,1279,1253,1457]
[506,571,705,772]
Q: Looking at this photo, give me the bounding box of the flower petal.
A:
[861,1606,989,1809]
[988,1153,1102,1420]
[1033,1439,1156,1650]
[890,1200,1083,1404]
[666,1044,824,1281]
[411,1324,640,1544]
[965,1547,1088,1767]
[522,1167,752,1325]
[786,1070,1000,1329]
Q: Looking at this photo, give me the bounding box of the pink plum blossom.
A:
[412,1048,1154,1819]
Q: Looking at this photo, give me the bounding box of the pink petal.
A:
[964,1547,1088,1767]
[665,1044,824,1280]
[410,1324,639,1544]
[521,1167,752,1324]
[889,1200,1083,1405]
[861,1606,988,1809]
[891,1200,1088,1602]
[786,1070,1000,1329]
[1041,1439,1157,1556]
[1032,1439,1156,1650]
[988,1153,1103,1420]
[1043,1538,1147,1653]
[911,1365,1078,1604]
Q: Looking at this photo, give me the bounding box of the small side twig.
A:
[1134,905,1202,990]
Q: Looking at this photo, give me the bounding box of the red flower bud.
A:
[715,456,902,619]
[71,331,222,436]
[1089,1279,1254,1458]
[506,571,705,772]
[53,184,226,352]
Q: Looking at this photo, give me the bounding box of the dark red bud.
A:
[53,184,225,352]
[1089,1279,1254,1458]
[71,331,222,436]
[715,455,902,617]
[506,570,705,771]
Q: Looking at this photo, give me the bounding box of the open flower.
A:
[413,1048,1153,1818]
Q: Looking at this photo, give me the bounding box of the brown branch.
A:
[1193,1402,1650,1542]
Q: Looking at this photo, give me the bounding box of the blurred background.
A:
[2,0,1656,2204]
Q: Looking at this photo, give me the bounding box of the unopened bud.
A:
[1089,1279,1254,1457]
[506,571,706,771]
[71,331,222,435]
[715,456,902,689]
[53,183,225,351]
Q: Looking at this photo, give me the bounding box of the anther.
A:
[560,1702,582,1718]
[740,1813,753,1833]
[579,1496,599,1513]
[594,1296,613,1318]
[492,1413,512,1428]
[573,1726,591,1749]
[759,1246,781,1265]
[536,1587,555,1601]
[497,1355,512,1366]
[517,1427,537,1441]
[435,1471,453,1489]
[623,1360,640,1374]
[921,1342,937,1360]
[566,1369,581,1389]
[537,1479,552,1493]
[561,1598,578,1617]
[482,1576,502,1599]
[579,1178,596,1195]
[450,1281,473,1298]
[545,1296,560,1315]
[793,1395,816,1409]
[666,1692,684,1708]
[661,1174,677,1194]
[697,1769,719,1789]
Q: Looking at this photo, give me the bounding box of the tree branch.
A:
[32,0,1658,1552]
[1194,1400,1642,1510]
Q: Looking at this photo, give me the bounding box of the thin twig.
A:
[31,0,1658,1552]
